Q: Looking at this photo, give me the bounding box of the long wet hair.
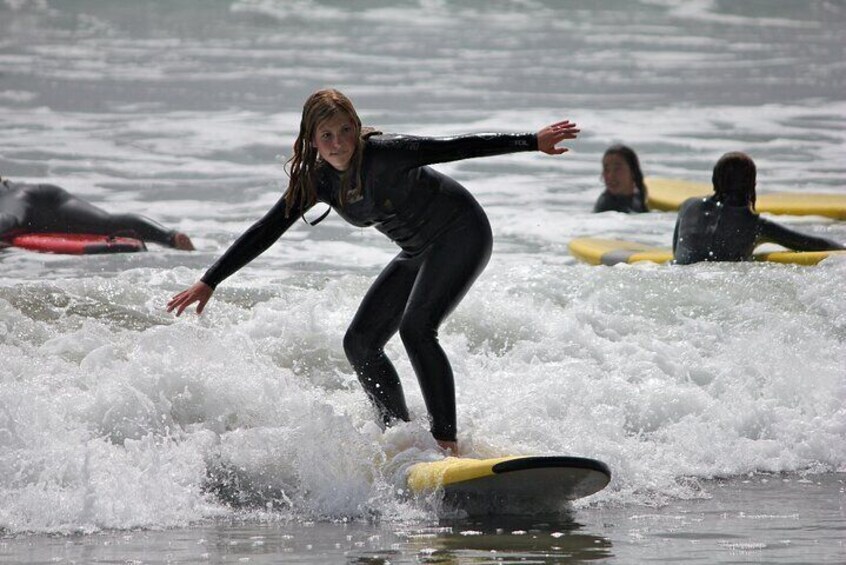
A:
[603,144,648,210]
[284,89,365,217]
[712,151,756,209]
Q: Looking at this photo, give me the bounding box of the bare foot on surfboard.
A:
[437,439,458,456]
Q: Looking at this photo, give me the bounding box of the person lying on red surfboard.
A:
[0,176,194,250]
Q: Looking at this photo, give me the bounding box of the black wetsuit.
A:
[0,180,177,246]
[201,132,538,441]
[593,190,647,213]
[673,195,844,264]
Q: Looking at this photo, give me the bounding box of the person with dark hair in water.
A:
[166,88,579,454]
[0,177,194,250]
[593,144,648,213]
[673,152,844,264]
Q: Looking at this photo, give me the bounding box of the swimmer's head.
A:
[712,151,756,209]
[602,144,648,209]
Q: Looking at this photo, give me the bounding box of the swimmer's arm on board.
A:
[757,217,845,252]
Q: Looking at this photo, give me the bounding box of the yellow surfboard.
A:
[568,237,845,266]
[406,455,610,513]
[646,178,846,220]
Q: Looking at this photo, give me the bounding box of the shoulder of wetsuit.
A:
[679,195,714,211]
[364,133,411,148]
[592,191,618,211]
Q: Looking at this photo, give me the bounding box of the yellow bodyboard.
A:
[646,178,846,219]
[567,238,673,266]
[568,237,844,266]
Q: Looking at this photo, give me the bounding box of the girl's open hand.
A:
[167,280,214,316]
[537,120,580,155]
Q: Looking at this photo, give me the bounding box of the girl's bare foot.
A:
[437,439,458,456]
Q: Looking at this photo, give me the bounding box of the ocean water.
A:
[1,1,845,563]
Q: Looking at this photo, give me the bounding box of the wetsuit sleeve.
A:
[757,217,845,252]
[104,213,178,246]
[200,194,309,289]
[374,133,538,169]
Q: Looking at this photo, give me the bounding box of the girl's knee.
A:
[343,327,362,362]
[343,326,377,365]
[398,312,436,350]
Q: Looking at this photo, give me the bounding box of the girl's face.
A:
[602,153,636,195]
[313,114,357,171]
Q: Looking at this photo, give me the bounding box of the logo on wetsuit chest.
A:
[345,187,364,204]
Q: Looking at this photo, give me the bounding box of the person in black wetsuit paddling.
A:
[167,88,579,454]
[0,177,195,250]
[673,151,844,264]
[593,144,648,213]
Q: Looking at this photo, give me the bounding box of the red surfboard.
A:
[8,233,147,255]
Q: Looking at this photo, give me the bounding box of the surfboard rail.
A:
[8,233,147,254]
[568,237,845,266]
[407,455,611,509]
